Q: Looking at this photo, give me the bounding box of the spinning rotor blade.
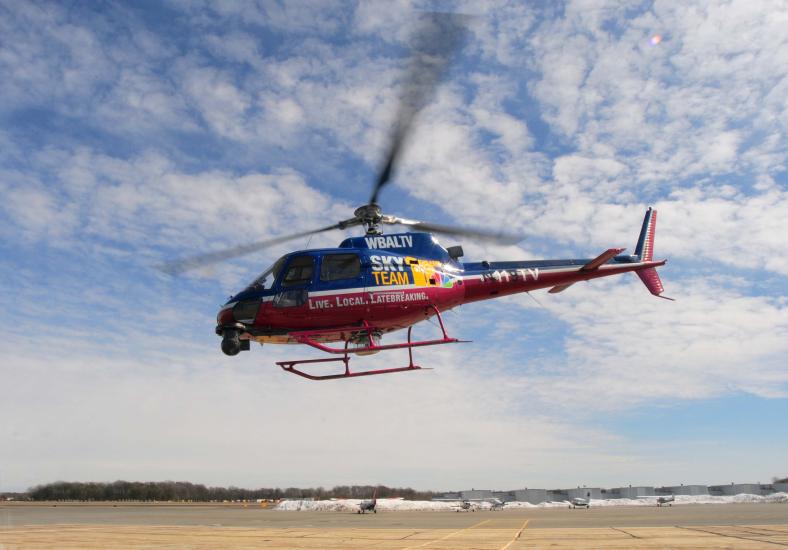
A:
[159,218,360,275]
[383,216,523,244]
[369,13,470,205]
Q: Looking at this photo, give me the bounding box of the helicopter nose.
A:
[217,304,235,326]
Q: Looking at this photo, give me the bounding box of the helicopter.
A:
[161,14,670,380]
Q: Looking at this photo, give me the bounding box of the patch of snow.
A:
[274,493,788,511]
[275,498,468,512]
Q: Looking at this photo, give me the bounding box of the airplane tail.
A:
[634,207,673,300]
[635,207,657,261]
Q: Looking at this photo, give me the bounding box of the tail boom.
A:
[460,207,670,302]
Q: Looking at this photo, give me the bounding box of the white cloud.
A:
[203,31,261,66]
[353,0,416,42]
[0,148,351,275]
[178,65,253,140]
[468,73,534,157]
[470,4,539,67]
[94,68,197,135]
[700,131,740,169]
[0,328,619,490]
[657,187,788,275]
[520,0,788,186]
[506,277,788,409]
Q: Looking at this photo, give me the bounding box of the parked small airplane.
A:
[569,497,590,509]
[434,497,505,511]
[456,500,476,512]
[637,494,675,506]
[358,489,377,514]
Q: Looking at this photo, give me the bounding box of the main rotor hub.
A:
[354,204,384,235]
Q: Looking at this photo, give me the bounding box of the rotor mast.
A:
[354,204,384,235]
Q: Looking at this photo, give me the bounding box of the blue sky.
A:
[1,0,786,493]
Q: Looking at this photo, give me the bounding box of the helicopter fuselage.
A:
[216,230,665,350]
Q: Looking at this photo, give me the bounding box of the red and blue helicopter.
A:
[162,14,669,380]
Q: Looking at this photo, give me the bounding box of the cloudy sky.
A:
[1,0,786,493]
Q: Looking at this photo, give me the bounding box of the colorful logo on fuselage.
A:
[370,254,411,285]
[369,254,457,288]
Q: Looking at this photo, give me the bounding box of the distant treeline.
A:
[23,481,439,502]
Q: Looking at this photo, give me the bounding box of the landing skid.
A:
[276,306,468,380]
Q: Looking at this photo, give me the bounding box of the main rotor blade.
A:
[369,13,470,205]
[383,216,523,245]
[158,219,360,275]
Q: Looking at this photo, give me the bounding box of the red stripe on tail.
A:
[641,210,656,261]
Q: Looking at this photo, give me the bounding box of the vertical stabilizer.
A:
[633,207,673,300]
[635,207,657,261]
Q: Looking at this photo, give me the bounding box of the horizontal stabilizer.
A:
[637,268,674,300]
[547,248,625,294]
[548,283,574,294]
[581,248,626,271]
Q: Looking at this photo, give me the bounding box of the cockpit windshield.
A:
[246,256,285,290]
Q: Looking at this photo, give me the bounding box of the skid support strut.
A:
[276,305,466,380]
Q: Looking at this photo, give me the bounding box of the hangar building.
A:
[661,484,708,495]
[440,481,784,504]
[610,486,654,498]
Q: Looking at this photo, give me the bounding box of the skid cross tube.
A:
[276,305,467,380]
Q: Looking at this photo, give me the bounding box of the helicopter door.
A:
[271,255,315,316]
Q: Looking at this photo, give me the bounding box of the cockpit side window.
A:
[320,254,361,281]
[247,257,285,290]
[281,255,314,286]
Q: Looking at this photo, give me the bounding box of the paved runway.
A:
[2,502,787,548]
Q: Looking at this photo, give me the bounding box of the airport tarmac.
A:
[1,502,787,548]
